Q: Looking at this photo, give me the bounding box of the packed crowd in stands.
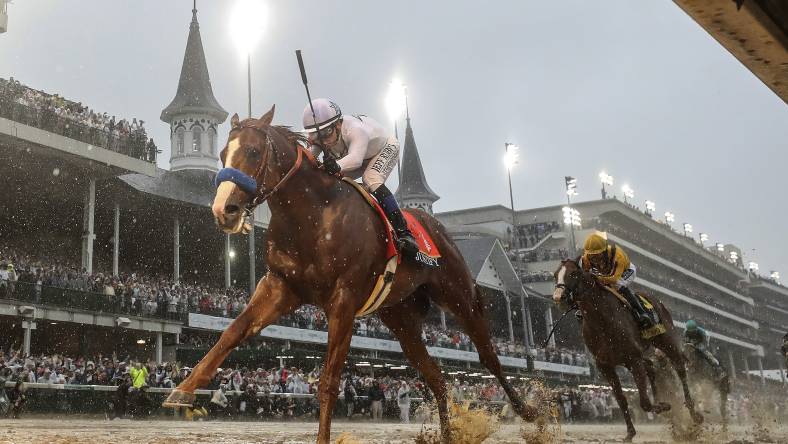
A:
[512,221,562,249]
[0,77,158,163]
[0,247,590,367]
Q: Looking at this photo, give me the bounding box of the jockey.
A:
[684,320,724,379]
[581,231,654,329]
[302,98,418,256]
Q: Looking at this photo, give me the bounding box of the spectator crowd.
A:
[0,77,158,163]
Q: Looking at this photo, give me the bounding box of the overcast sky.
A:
[1,0,786,274]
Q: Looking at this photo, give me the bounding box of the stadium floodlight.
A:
[562,206,581,227]
[682,223,693,236]
[385,78,407,123]
[231,0,267,57]
[771,271,780,282]
[748,262,759,272]
[621,184,634,203]
[729,251,739,262]
[699,233,709,245]
[136,339,146,345]
[504,143,519,171]
[664,211,675,224]
[229,250,236,259]
[645,200,656,214]
[565,176,578,197]
[716,243,725,252]
[599,172,614,186]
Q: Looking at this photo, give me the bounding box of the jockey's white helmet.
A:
[302,98,342,133]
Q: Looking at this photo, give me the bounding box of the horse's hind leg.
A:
[379,302,451,444]
[165,275,300,405]
[631,359,670,414]
[598,364,637,442]
[441,282,538,421]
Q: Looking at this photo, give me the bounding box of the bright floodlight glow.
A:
[562,206,581,227]
[504,143,519,170]
[385,78,407,121]
[565,176,578,196]
[599,172,614,186]
[230,0,267,56]
[622,184,634,199]
[229,250,237,259]
[645,200,656,212]
[729,251,739,261]
[683,223,693,233]
[699,233,709,242]
[664,212,675,223]
[748,262,759,271]
[136,339,146,345]
[716,243,725,252]
[771,271,780,280]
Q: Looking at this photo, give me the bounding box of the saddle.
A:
[603,285,667,339]
[342,178,441,317]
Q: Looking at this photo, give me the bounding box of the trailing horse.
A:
[162,107,538,443]
[683,342,730,427]
[553,259,703,441]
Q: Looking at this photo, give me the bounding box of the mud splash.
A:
[334,432,362,444]
[519,380,561,444]
[415,400,500,444]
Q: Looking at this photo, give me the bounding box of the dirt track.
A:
[0,418,786,443]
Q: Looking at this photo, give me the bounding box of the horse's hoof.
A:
[624,430,636,442]
[654,402,672,414]
[162,389,196,408]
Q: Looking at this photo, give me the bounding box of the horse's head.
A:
[553,259,583,304]
[212,106,277,233]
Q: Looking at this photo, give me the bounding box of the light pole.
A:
[699,232,709,247]
[599,172,613,199]
[770,271,780,284]
[504,143,519,248]
[386,79,407,186]
[621,184,634,204]
[683,223,693,238]
[231,0,267,295]
[564,176,578,255]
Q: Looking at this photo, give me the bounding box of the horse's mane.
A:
[270,125,308,144]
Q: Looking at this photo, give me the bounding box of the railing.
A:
[0,282,170,320]
[0,99,157,163]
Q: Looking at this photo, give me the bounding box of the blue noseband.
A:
[214,167,258,196]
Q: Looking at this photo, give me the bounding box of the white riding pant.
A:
[344,137,399,192]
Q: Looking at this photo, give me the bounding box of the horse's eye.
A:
[246,147,261,159]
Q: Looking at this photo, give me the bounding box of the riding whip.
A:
[540,306,577,349]
[295,50,330,154]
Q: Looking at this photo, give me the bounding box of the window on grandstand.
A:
[192,126,202,152]
[177,129,185,154]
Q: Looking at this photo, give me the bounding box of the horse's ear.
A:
[230,113,240,129]
[256,105,275,128]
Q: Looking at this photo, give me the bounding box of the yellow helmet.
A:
[583,231,608,255]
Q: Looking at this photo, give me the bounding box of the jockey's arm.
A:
[336,125,369,172]
[596,248,630,286]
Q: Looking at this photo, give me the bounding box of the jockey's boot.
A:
[619,286,655,330]
[371,185,419,257]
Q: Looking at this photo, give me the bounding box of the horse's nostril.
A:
[225,204,240,215]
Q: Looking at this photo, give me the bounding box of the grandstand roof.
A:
[118,169,215,208]
[455,236,525,298]
[160,6,227,122]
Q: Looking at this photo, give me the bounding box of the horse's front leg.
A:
[316,289,355,444]
[163,274,300,406]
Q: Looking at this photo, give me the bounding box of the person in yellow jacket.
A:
[581,231,654,329]
[130,362,149,389]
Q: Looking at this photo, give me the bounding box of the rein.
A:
[541,304,577,349]
[214,123,305,216]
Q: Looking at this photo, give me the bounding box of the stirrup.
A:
[397,231,419,256]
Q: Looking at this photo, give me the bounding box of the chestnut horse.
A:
[162,106,537,443]
[553,259,703,441]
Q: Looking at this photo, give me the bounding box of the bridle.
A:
[214,121,305,217]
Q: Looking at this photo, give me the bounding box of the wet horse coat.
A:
[163,107,538,444]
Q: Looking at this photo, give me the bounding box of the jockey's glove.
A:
[322,156,342,177]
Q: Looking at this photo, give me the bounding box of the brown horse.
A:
[162,106,538,443]
[553,259,703,441]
